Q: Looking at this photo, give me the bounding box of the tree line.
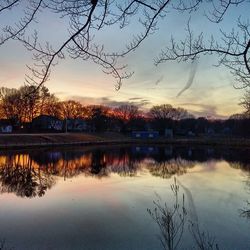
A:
[0,85,193,129]
[0,85,249,136]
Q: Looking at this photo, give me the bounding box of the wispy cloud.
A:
[155,75,164,85]
[179,103,228,119]
[177,60,198,97]
[66,95,152,108]
[128,97,143,101]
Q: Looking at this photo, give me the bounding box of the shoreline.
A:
[0,133,250,150]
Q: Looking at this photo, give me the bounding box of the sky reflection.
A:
[0,146,249,249]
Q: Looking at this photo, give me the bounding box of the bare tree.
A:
[0,0,249,89]
[155,3,250,88]
[0,85,58,123]
[0,88,23,124]
[114,104,139,121]
[0,86,39,123]
[149,104,192,120]
[0,0,170,90]
[240,89,250,117]
[59,100,84,119]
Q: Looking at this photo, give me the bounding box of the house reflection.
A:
[0,146,249,198]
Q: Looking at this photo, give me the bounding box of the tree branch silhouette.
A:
[155,17,250,88]
[0,0,249,89]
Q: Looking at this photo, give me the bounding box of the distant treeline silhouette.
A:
[0,85,249,136]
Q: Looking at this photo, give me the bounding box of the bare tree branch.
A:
[155,18,250,88]
[0,0,249,90]
[0,0,20,13]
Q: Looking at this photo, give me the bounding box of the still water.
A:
[0,145,249,250]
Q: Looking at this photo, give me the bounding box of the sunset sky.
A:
[0,1,248,118]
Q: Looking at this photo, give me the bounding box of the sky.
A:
[0,1,248,119]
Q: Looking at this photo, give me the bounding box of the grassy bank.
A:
[0,132,249,149]
[0,132,126,149]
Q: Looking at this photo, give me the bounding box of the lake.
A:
[0,145,249,250]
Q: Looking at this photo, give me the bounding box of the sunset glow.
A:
[0,2,248,118]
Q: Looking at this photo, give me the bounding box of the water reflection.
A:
[0,154,55,198]
[0,146,250,250]
[228,161,250,219]
[148,178,220,250]
[148,158,195,179]
[148,179,187,250]
[0,146,249,198]
[0,239,13,250]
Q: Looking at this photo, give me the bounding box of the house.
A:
[206,127,215,136]
[187,131,195,137]
[131,131,159,139]
[0,119,13,133]
[175,129,187,136]
[165,128,173,138]
[221,127,232,135]
[32,115,63,131]
[66,119,88,132]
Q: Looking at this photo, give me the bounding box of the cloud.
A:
[54,91,68,96]
[66,95,152,109]
[179,103,228,119]
[128,97,143,101]
[155,75,164,85]
[177,60,198,97]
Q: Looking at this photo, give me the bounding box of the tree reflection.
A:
[89,150,108,177]
[0,155,55,198]
[189,222,220,250]
[0,146,250,198]
[148,158,195,179]
[148,179,187,250]
[148,179,219,250]
[0,148,142,197]
[240,201,250,219]
[228,161,250,220]
[0,239,13,250]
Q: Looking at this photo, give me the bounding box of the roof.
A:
[0,119,12,125]
[33,115,61,121]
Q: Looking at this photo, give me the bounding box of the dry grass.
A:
[0,132,128,149]
[0,133,249,149]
